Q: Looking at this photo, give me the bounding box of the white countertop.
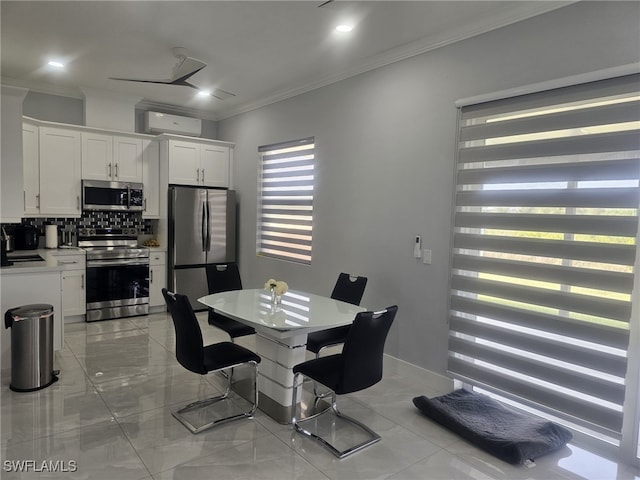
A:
[1,247,85,275]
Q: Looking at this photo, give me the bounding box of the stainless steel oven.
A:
[79,228,149,322]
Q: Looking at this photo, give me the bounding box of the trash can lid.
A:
[8,304,54,321]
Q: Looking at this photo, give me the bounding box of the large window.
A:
[257,138,315,264]
[448,74,640,444]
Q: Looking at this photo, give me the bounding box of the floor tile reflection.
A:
[1,311,637,479]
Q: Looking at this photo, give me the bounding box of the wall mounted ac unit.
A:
[144,111,202,137]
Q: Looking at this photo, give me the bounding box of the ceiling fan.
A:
[109,47,235,100]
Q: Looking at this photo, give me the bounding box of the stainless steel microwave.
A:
[82,180,144,212]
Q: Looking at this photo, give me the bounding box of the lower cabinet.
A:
[52,252,86,320]
[62,269,86,317]
[149,251,166,310]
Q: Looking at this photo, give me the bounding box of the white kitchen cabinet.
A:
[56,253,86,319]
[142,139,160,218]
[165,138,230,187]
[22,121,39,216]
[200,143,230,187]
[38,126,82,217]
[62,270,85,318]
[148,251,166,309]
[81,132,143,182]
[1,86,28,223]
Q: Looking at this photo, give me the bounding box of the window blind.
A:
[448,74,640,441]
[257,138,315,264]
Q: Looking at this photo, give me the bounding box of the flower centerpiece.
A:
[264,278,288,305]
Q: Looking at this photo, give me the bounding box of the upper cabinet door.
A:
[168,140,199,185]
[82,133,143,182]
[200,144,229,188]
[22,122,40,216]
[113,136,143,182]
[81,132,113,181]
[39,126,81,216]
[142,139,160,218]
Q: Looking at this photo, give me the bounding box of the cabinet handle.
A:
[115,163,119,178]
[108,163,112,177]
[150,270,154,283]
[196,168,200,182]
[36,194,40,209]
[144,198,147,212]
[81,273,84,289]
[77,196,80,210]
[202,169,205,183]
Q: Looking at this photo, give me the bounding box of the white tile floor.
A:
[1,311,639,479]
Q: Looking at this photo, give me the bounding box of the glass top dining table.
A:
[197,288,366,337]
[197,288,367,423]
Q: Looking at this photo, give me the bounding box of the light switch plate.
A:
[423,249,432,264]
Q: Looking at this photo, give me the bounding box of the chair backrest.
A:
[331,273,367,306]
[206,263,243,294]
[162,288,207,375]
[337,305,398,395]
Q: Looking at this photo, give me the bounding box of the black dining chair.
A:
[306,273,367,397]
[162,288,261,434]
[291,306,398,458]
[205,263,255,341]
[305,273,368,357]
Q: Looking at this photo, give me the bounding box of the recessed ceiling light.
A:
[47,60,65,68]
[335,24,354,33]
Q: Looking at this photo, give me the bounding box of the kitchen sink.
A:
[7,253,45,262]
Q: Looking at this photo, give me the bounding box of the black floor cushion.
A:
[413,389,572,465]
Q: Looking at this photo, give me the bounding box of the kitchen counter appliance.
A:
[78,228,149,322]
[14,225,40,250]
[82,180,144,212]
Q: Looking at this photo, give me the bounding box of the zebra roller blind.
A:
[448,73,640,440]
[257,138,315,264]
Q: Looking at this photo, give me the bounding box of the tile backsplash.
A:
[2,211,155,245]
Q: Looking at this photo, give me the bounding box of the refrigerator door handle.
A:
[201,201,207,252]
[205,199,212,251]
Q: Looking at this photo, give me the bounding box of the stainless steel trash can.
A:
[4,304,59,392]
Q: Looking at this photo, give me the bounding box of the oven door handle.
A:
[87,259,150,267]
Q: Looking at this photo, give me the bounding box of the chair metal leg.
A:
[291,372,381,458]
[173,360,259,434]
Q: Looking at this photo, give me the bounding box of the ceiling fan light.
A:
[197,90,211,97]
[47,60,65,68]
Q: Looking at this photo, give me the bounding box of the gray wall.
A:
[23,95,218,139]
[218,1,640,375]
[23,92,84,125]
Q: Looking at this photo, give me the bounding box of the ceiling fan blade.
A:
[171,56,207,82]
[210,88,236,100]
[109,77,173,84]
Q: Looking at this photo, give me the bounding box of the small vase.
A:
[271,288,282,305]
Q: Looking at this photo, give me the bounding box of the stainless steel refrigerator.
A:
[168,186,236,310]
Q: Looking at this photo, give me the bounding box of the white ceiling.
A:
[1,1,571,120]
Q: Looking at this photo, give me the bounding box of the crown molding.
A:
[215,1,576,120]
[3,1,576,123]
[1,76,84,99]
